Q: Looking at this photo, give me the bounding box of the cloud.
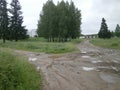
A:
[79,0,120,34]
[7,0,120,34]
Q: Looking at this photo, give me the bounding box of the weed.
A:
[0,50,42,90]
[90,38,120,50]
[0,38,79,53]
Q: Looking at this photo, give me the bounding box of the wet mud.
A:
[15,40,120,90]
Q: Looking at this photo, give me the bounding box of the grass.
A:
[0,38,82,89]
[90,37,120,50]
[71,38,83,44]
[0,38,81,53]
[0,49,42,90]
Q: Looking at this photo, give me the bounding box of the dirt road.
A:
[15,40,120,90]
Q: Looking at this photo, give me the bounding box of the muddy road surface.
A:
[15,40,120,90]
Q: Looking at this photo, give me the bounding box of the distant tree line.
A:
[98,18,120,39]
[0,0,28,43]
[37,0,81,42]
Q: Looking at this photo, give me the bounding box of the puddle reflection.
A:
[100,73,120,83]
[82,67,95,71]
[29,58,37,61]
[82,56,90,58]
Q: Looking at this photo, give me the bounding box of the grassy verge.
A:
[71,38,83,44]
[0,38,82,53]
[90,38,120,50]
[0,50,42,90]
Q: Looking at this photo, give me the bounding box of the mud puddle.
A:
[100,73,120,83]
[29,57,37,61]
[14,40,120,90]
[91,60,103,64]
[81,55,91,58]
[82,67,95,71]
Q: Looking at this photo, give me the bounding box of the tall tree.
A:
[98,18,111,39]
[37,0,56,41]
[57,1,68,41]
[0,0,8,43]
[69,1,81,39]
[37,0,81,42]
[115,24,120,37]
[0,1,1,39]
[9,0,27,41]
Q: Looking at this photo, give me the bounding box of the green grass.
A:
[71,38,83,44]
[90,38,120,50]
[0,38,82,89]
[0,38,80,53]
[0,50,42,90]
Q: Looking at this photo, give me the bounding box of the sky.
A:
[8,0,120,35]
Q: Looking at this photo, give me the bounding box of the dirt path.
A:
[14,40,120,90]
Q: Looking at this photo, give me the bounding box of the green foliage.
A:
[111,31,115,37]
[0,0,9,43]
[9,0,28,41]
[111,43,118,47]
[71,39,82,44]
[0,38,78,53]
[0,0,28,43]
[37,0,56,39]
[23,37,47,42]
[98,18,112,39]
[0,50,42,90]
[37,0,81,42]
[90,38,120,50]
[115,24,120,37]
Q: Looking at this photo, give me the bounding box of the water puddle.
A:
[97,66,110,69]
[81,52,87,54]
[97,66,119,72]
[111,66,118,72]
[100,73,120,83]
[29,58,37,61]
[82,67,95,71]
[81,56,90,58]
[91,60,102,64]
[113,60,119,63]
[37,66,40,70]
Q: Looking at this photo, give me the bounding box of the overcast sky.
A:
[8,0,120,35]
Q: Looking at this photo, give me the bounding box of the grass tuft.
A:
[111,43,119,47]
[0,38,79,53]
[71,39,82,44]
[90,38,120,50]
[0,50,42,90]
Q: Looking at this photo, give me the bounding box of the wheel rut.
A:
[14,40,120,90]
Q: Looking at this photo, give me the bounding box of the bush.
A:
[111,43,119,46]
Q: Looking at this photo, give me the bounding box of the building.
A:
[84,34,98,39]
